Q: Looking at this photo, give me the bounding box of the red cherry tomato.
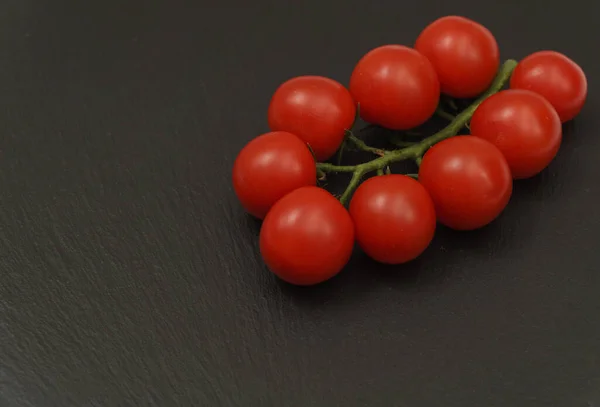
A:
[418,136,512,231]
[349,45,440,130]
[349,175,436,264]
[259,186,355,285]
[510,51,587,122]
[415,16,499,98]
[267,76,356,161]
[470,89,562,179]
[232,131,316,219]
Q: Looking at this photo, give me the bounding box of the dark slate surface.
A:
[1,0,599,406]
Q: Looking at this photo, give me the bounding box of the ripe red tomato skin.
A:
[470,89,562,180]
[349,45,440,130]
[259,186,355,286]
[415,15,499,98]
[510,51,587,122]
[267,76,356,161]
[232,131,316,219]
[349,175,436,264]
[418,136,513,231]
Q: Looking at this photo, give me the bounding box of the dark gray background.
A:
[1,0,599,406]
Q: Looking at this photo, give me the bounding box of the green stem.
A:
[443,97,458,111]
[339,169,366,204]
[347,133,385,156]
[317,168,326,180]
[318,59,517,205]
[336,139,346,165]
[317,162,357,172]
[435,107,456,121]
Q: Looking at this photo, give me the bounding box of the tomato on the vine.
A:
[267,76,356,161]
[349,45,440,130]
[349,175,436,264]
[418,136,512,231]
[510,51,587,122]
[415,16,499,98]
[232,131,316,219]
[470,89,562,179]
[259,186,355,285]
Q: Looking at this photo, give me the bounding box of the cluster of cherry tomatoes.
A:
[232,15,587,286]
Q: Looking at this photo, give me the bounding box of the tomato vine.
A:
[232,13,588,283]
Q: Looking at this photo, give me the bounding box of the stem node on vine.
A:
[317,168,327,181]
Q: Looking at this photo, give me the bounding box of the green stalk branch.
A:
[445,98,458,111]
[435,107,456,121]
[318,59,517,205]
[317,162,357,172]
[339,168,366,204]
[346,132,385,156]
[317,168,326,181]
